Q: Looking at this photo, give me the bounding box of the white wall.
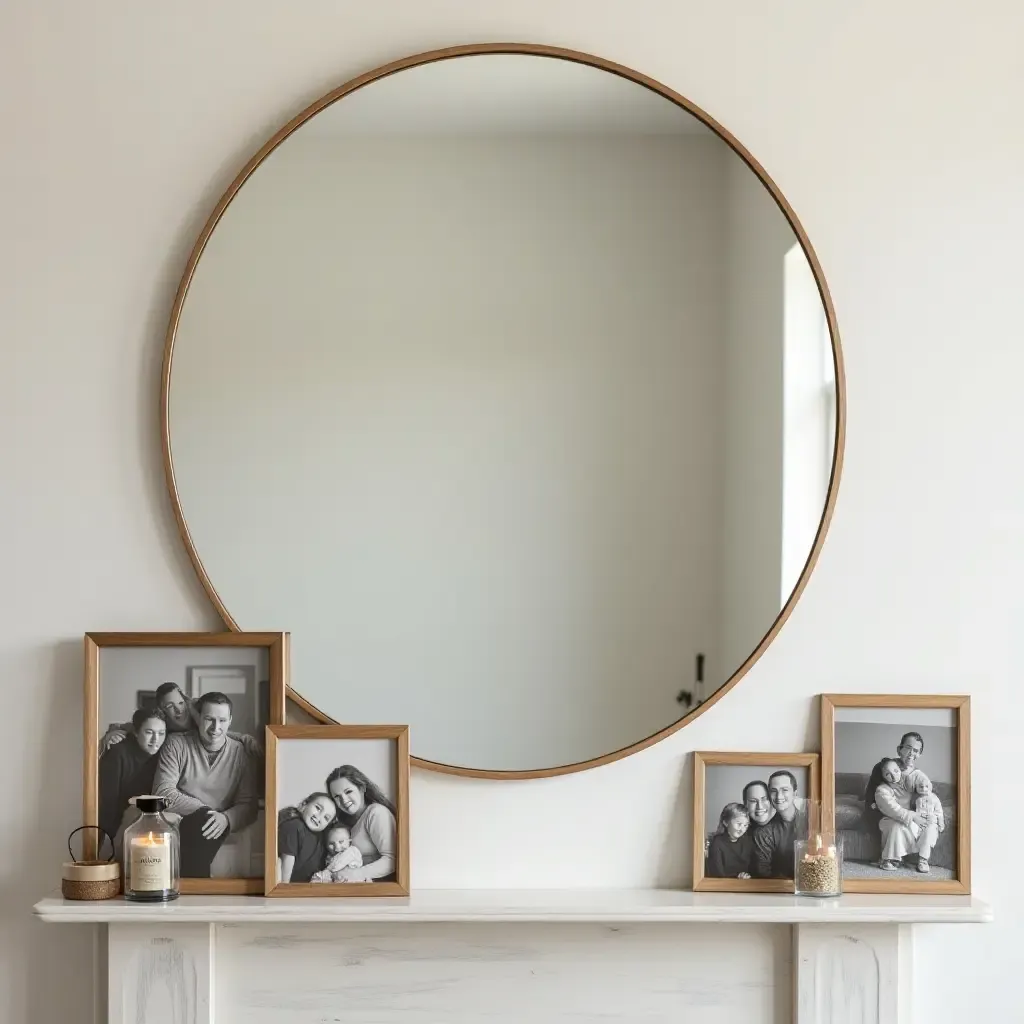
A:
[2,2,1021,1022]
[170,132,729,770]
[834,718,956,785]
[717,153,795,688]
[277,737,397,812]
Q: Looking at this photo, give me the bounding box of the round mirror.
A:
[164,45,844,778]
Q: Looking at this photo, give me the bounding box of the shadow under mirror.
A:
[165,47,842,776]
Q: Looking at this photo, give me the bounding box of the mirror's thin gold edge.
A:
[160,41,847,782]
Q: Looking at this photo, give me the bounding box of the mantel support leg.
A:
[108,923,214,1024]
[794,923,912,1024]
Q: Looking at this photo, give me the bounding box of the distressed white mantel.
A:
[35,889,992,1024]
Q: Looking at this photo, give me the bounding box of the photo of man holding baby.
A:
[827,699,967,886]
[266,725,410,897]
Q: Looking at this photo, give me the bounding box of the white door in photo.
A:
[186,664,264,880]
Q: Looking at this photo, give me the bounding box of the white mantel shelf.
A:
[46,889,992,1022]
[33,887,992,925]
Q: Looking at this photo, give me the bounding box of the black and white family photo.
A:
[266,725,410,896]
[693,753,819,891]
[86,634,286,891]
[829,702,962,883]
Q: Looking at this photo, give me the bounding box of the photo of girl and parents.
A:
[833,708,958,880]
[704,765,810,879]
[96,646,269,879]
[275,737,399,885]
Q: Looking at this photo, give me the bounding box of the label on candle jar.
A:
[130,839,171,891]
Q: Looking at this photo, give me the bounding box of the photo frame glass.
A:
[267,726,410,896]
[86,634,286,895]
[693,753,820,893]
[830,704,961,885]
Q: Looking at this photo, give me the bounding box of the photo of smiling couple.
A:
[698,757,815,883]
[267,725,410,895]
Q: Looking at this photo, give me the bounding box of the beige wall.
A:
[2,2,1021,1021]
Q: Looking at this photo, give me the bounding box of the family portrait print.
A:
[693,752,820,893]
[84,632,287,895]
[266,725,410,897]
[822,694,971,894]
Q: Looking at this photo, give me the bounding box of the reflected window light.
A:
[781,244,836,604]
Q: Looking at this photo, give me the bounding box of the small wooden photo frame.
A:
[84,631,288,896]
[266,725,410,897]
[821,694,971,894]
[693,751,820,893]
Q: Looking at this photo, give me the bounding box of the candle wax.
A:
[130,833,171,891]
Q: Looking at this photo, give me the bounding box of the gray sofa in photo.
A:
[834,771,956,869]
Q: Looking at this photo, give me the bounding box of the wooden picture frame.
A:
[821,694,970,894]
[84,631,288,895]
[265,725,410,897]
[692,751,820,893]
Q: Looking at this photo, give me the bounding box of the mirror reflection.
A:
[167,52,839,773]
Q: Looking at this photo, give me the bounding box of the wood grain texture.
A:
[83,636,100,861]
[692,751,821,893]
[108,923,213,1024]
[82,632,289,896]
[86,632,287,647]
[33,889,994,925]
[820,694,971,894]
[265,725,411,897]
[160,41,848,782]
[956,698,971,892]
[90,915,935,1023]
[267,633,288,726]
[216,922,789,1023]
[794,922,912,1024]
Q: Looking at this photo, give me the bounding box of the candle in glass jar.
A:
[123,794,179,901]
[129,832,171,892]
[796,836,841,895]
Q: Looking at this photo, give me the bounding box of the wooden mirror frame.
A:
[161,42,847,781]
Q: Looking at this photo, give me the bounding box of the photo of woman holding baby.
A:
[325,765,398,882]
[822,695,970,894]
[265,725,410,897]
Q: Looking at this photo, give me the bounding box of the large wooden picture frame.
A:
[821,694,971,894]
[84,631,288,895]
[266,725,411,897]
[692,751,820,893]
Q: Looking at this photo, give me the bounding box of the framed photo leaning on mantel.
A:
[83,632,288,895]
[821,694,971,894]
[266,725,410,897]
[692,751,820,893]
